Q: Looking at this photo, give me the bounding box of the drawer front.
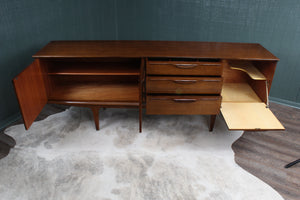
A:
[146,95,221,115]
[146,76,222,94]
[147,61,222,76]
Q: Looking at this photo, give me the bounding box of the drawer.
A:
[146,76,222,94]
[146,95,221,115]
[147,61,222,76]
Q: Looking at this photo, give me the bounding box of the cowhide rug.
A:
[0,107,283,200]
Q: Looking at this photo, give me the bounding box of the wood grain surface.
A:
[228,60,266,80]
[147,60,223,75]
[33,41,279,61]
[146,76,222,94]
[12,60,48,130]
[146,95,221,115]
[221,102,285,130]
[221,83,262,102]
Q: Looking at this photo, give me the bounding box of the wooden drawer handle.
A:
[173,79,221,83]
[173,80,197,84]
[174,64,198,69]
[148,78,220,83]
[172,99,197,103]
[172,97,219,102]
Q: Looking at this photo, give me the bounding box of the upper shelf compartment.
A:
[221,83,262,102]
[46,61,140,76]
[228,60,266,80]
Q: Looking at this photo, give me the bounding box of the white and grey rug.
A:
[0,107,283,200]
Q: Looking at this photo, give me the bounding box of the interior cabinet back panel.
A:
[222,60,250,83]
[45,60,140,76]
[48,75,139,102]
[13,60,47,129]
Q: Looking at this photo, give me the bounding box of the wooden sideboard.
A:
[13,41,285,132]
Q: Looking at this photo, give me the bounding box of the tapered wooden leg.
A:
[209,115,217,132]
[91,107,100,131]
[139,105,142,133]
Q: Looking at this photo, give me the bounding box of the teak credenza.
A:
[13,41,285,132]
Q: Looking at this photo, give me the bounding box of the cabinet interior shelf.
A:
[47,62,140,76]
[48,82,139,103]
[221,83,262,102]
[228,60,266,80]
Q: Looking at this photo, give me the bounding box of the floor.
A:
[0,102,299,200]
[232,102,300,200]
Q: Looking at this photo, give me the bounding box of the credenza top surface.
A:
[33,40,279,61]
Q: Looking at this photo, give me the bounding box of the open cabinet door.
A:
[221,102,284,131]
[13,59,47,130]
[220,83,284,131]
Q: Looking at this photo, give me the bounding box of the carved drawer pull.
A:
[174,64,198,69]
[173,97,219,102]
[173,80,197,84]
[172,99,197,103]
[150,97,219,102]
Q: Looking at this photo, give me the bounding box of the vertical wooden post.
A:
[139,58,145,133]
[209,115,217,132]
[91,107,100,131]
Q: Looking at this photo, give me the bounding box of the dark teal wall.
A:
[1,0,300,127]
